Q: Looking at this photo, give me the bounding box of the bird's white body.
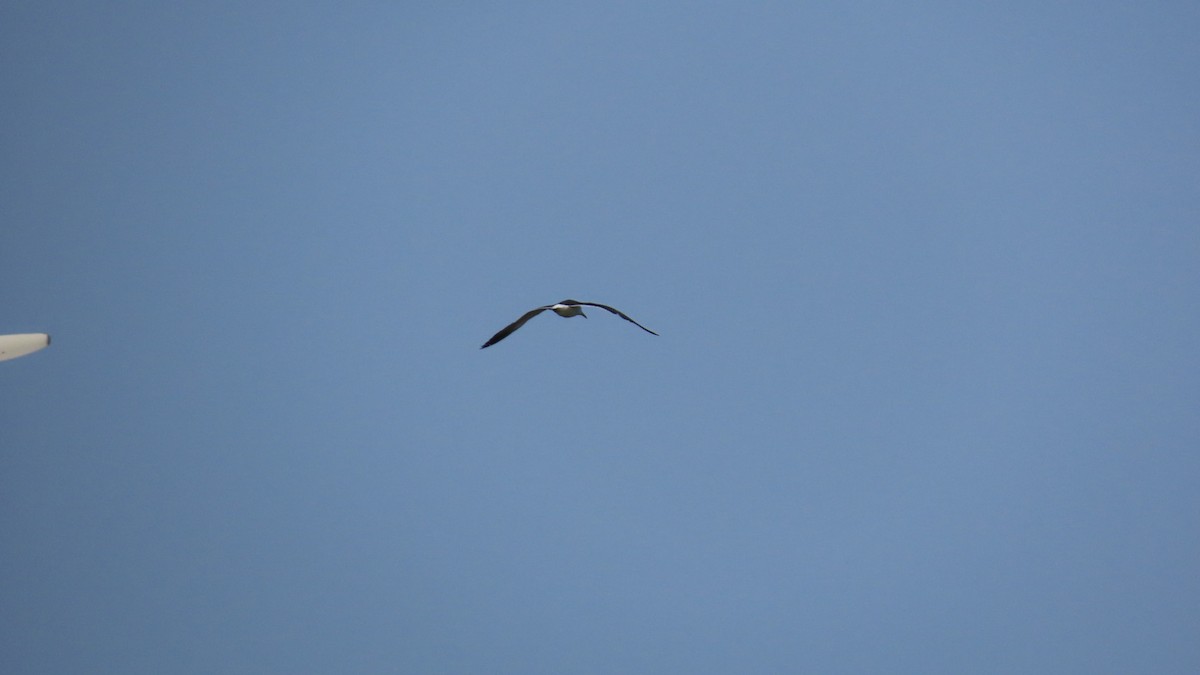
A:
[550,304,586,318]
[0,333,51,362]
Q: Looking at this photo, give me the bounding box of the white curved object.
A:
[0,333,51,362]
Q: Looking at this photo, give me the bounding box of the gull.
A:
[481,299,658,349]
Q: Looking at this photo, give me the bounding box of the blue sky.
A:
[3,3,1198,673]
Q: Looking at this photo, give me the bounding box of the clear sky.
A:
[3,3,1198,673]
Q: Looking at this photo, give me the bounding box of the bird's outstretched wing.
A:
[572,301,659,336]
[480,306,552,349]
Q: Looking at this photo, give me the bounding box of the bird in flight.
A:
[481,299,658,349]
